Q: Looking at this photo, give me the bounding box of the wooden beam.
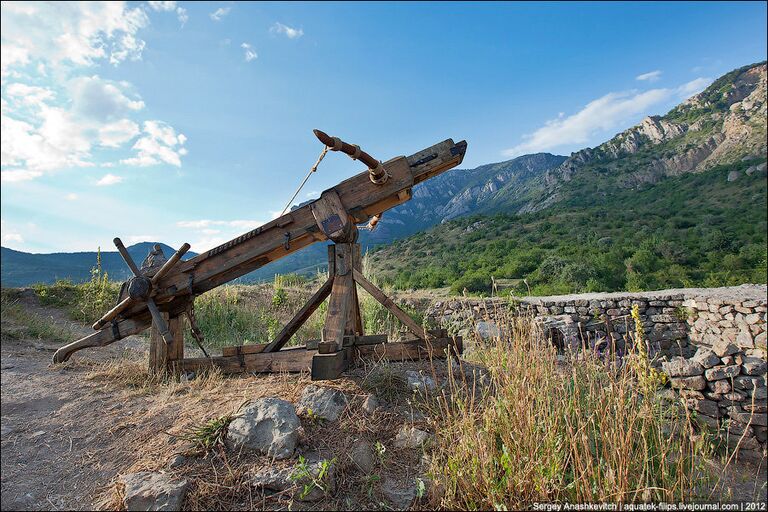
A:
[352,269,427,340]
[262,277,334,353]
[149,312,170,373]
[178,346,316,374]
[355,336,462,361]
[323,273,353,349]
[311,349,350,381]
[222,343,267,357]
[52,315,152,363]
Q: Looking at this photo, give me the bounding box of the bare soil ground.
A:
[1,291,437,511]
[1,291,766,510]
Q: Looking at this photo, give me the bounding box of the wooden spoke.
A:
[352,269,427,340]
[113,237,142,277]
[263,277,334,353]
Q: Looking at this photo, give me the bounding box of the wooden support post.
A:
[149,313,183,374]
[352,269,427,340]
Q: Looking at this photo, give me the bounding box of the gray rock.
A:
[727,170,740,182]
[692,348,721,368]
[349,439,376,474]
[121,472,188,511]
[696,414,720,431]
[712,339,739,357]
[297,385,347,422]
[662,357,703,378]
[227,398,300,459]
[405,370,438,394]
[685,398,720,418]
[167,454,186,469]
[475,321,501,339]
[362,394,380,414]
[382,477,417,510]
[736,330,755,348]
[704,365,741,381]
[393,426,431,450]
[708,379,731,394]
[252,457,336,501]
[728,406,768,427]
[733,375,766,392]
[670,375,706,391]
[742,356,767,376]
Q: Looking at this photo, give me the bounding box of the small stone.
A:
[670,376,706,391]
[121,472,188,511]
[742,356,767,376]
[297,385,348,422]
[227,398,300,459]
[728,406,768,427]
[686,398,720,418]
[362,394,380,414]
[382,477,418,510]
[721,356,734,365]
[405,371,437,394]
[704,365,741,381]
[712,339,739,357]
[736,330,755,348]
[662,357,703,378]
[349,439,376,474]
[696,414,720,431]
[708,380,731,394]
[692,348,721,368]
[393,426,431,450]
[252,458,336,502]
[167,454,186,469]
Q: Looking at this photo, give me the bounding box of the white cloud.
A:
[305,190,319,199]
[636,70,662,82]
[4,83,56,106]
[148,1,177,11]
[1,169,43,183]
[678,77,713,97]
[176,7,188,27]
[0,2,149,74]
[241,43,258,62]
[148,2,188,27]
[69,75,145,121]
[502,77,714,157]
[121,120,187,167]
[96,173,124,186]
[1,219,25,246]
[1,6,188,182]
[270,22,304,39]
[65,193,79,201]
[124,234,159,244]
[98,119,140,147]
[210,7,231,21]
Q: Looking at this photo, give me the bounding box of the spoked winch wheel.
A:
[91,238,190,344]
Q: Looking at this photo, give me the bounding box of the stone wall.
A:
[426,284,767,462]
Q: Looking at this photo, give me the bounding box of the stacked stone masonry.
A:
[426,284,767,462]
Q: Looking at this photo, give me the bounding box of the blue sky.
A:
[1,1,766,254]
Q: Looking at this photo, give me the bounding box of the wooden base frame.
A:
[150,242,462,380]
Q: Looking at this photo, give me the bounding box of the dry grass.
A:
[425,312,713,509]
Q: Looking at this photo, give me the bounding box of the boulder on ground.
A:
[361,394,380,414]
[296,385,348,422]
[227,398,300,459]
[121,472,188,511]
[348,438,376,474]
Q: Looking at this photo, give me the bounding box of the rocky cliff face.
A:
[365,152,566,243]
[529,62,767,212]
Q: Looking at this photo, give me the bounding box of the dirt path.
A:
[1,291,161,510]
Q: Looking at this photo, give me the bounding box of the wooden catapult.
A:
[53,130,467,380]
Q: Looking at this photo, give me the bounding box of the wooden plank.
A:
[355,336,462,361]
[167,316,184,364]
[262,277,334,353]
[323,274,352,349]
[52,313,153,363]
[351,244,364,335]
[311,189,352,241]
[178,346,316,374]
[149,312,170,373]
[222,343,268,357]
[352,269,427,340]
